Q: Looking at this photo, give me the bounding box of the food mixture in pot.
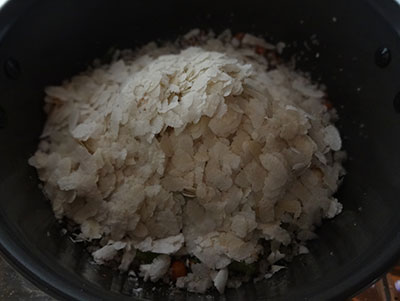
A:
[29,29,345,293]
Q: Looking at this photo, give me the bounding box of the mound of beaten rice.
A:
[29,29,345,294]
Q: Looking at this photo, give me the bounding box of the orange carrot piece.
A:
[170,261,187,280]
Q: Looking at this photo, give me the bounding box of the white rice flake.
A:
[212,268,229,294]
[139,255,171,282]
[323,125,342,151]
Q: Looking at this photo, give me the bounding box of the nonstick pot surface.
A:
[0,0,400,300]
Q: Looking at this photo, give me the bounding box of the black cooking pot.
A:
[0,0,400,300]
